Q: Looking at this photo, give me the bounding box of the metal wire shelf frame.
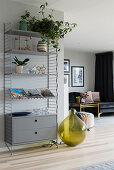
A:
[4,23,58,154]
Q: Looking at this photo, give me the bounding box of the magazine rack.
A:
[4,23,58,154]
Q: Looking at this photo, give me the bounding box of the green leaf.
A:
[12,56,29,66]
[20,2,77,52]
[23,58,29,63]
[48,14,52,18]
[40,5,44,9]
[12,62,17,64]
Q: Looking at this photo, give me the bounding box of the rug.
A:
[78,161,114,170]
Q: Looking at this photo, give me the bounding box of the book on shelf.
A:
[9,88,26,99]
[24,89,43,98]
[9,88,55,99]
[41,89,55,97]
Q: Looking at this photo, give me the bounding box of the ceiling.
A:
[11,0,114,52]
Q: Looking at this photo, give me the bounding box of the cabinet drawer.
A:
[12,117,36,130]
[35,115,57,128]
[12,115,57,130]
[36,127,57,141]
[13,127,57,144]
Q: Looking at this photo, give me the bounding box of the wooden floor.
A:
[0,126,114,170]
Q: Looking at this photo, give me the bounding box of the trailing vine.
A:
[20,2,77,51]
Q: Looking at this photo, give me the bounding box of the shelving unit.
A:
[4,23,58,153]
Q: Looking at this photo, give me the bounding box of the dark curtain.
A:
[95,52,113,102]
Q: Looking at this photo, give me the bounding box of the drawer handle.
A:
[35,120,37,122]
[35,132,37,134]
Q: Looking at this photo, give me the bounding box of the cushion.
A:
[79,112,87,123]
[86,112,94,128]
[80,92,87,103]
[92,92,100,102]
[79,112,94,128]
[80,91,94,103]
[80,92,86,98]
[85,91,94,103]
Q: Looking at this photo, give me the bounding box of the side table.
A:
[80,103,101,119]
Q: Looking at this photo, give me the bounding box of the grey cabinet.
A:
[5,114,57,145]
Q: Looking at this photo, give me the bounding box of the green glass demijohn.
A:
[58,108,87,146]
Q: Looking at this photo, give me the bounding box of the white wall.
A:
[0,0,64,148]
[64,84,69,118]
[65,49,95,92]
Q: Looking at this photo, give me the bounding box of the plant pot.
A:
[76,98,80,104]
[16,66,23,73]
[37,41,47,52]
[19,20,28,31]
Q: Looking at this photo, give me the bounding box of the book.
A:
[9,88,25,99]
[9,88,54,99]
[41,89,55,97]
[24,89,42,98]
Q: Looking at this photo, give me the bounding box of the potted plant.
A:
[20,2,77,51]
[19,20,28,31]
[76,96,81,104]
[12,56,29,73]
[19,14,28,31]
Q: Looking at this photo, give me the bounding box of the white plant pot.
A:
[16,65,23,73]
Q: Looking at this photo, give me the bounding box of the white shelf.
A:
[5,49,56,56]
[5,29,41,38]
[5,73,57,76]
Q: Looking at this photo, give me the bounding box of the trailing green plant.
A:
[76,96,81,99]
[20,2,77,51]
[12,56,29,66]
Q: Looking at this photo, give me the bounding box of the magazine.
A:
[41,89,55,97]
[9,88,25,99]
[24,89,42,98]
[9,88,54,99]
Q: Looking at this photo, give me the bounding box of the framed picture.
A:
[71,66,84,87]
[64,59,70,73]
[64,74,70,87]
